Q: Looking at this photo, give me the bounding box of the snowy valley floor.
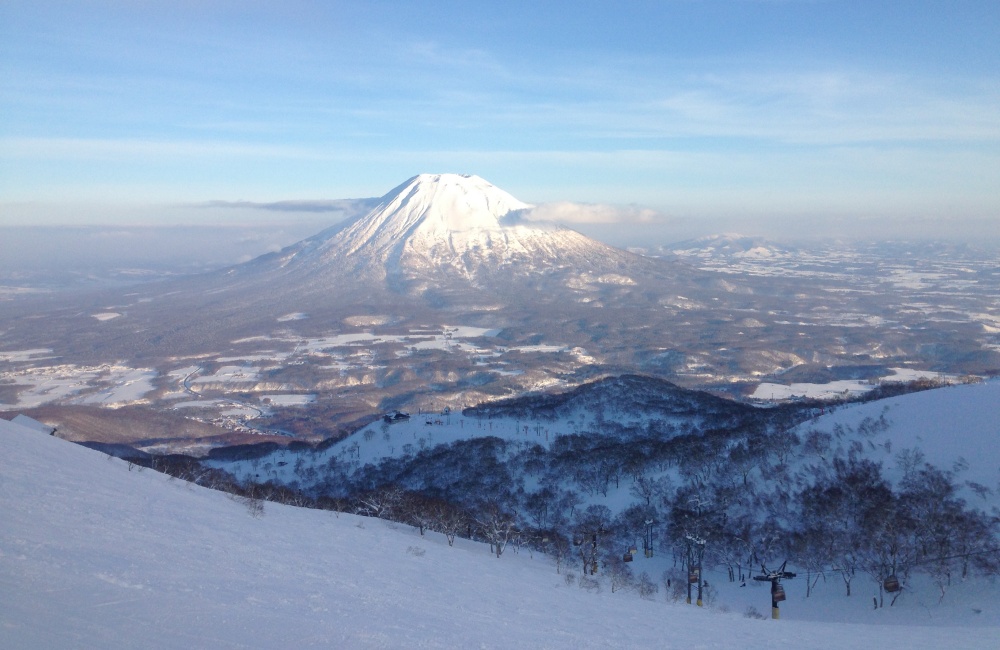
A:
[2,425,999,649]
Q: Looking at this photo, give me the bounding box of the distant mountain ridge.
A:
[663,233,793,260]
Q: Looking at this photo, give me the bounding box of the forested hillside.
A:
[194,376,1000,610]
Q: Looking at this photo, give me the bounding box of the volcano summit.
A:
[240,173,646,292]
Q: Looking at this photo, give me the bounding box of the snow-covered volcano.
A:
[37,173,674,358]
[263,173,638,286]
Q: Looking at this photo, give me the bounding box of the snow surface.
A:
[751,368,954,401]
[0,363,157,409]
[3,420,999,649]
[261,393,316,407]
[794,380,1000,500]
[0,348,56,363]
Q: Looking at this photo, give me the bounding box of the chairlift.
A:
[771,582,786,602]
[884,575,900,593]
[623,552,633,562]
[688,569,700,584]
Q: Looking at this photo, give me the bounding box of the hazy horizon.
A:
[3,211,997,294]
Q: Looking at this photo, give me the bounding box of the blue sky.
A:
[1,0,998,236]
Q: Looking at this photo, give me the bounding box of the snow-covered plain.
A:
[0,323,541,412]
[3,420,998,649]
[751,367,954,401]
[0,363,157,409]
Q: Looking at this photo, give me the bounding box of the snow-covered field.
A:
[0,362,157,409]
[2,419,998,649]
[751,367,955,401]
[0,324,548,411]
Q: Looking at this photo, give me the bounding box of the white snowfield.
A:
[0,362,157,410]
[2,419,999,649]
[751,368,953,401]
[797,379,1000,497]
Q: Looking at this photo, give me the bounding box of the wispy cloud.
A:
[195,198,379,214]
[524,201,659,225]
[505,68,1000,146]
